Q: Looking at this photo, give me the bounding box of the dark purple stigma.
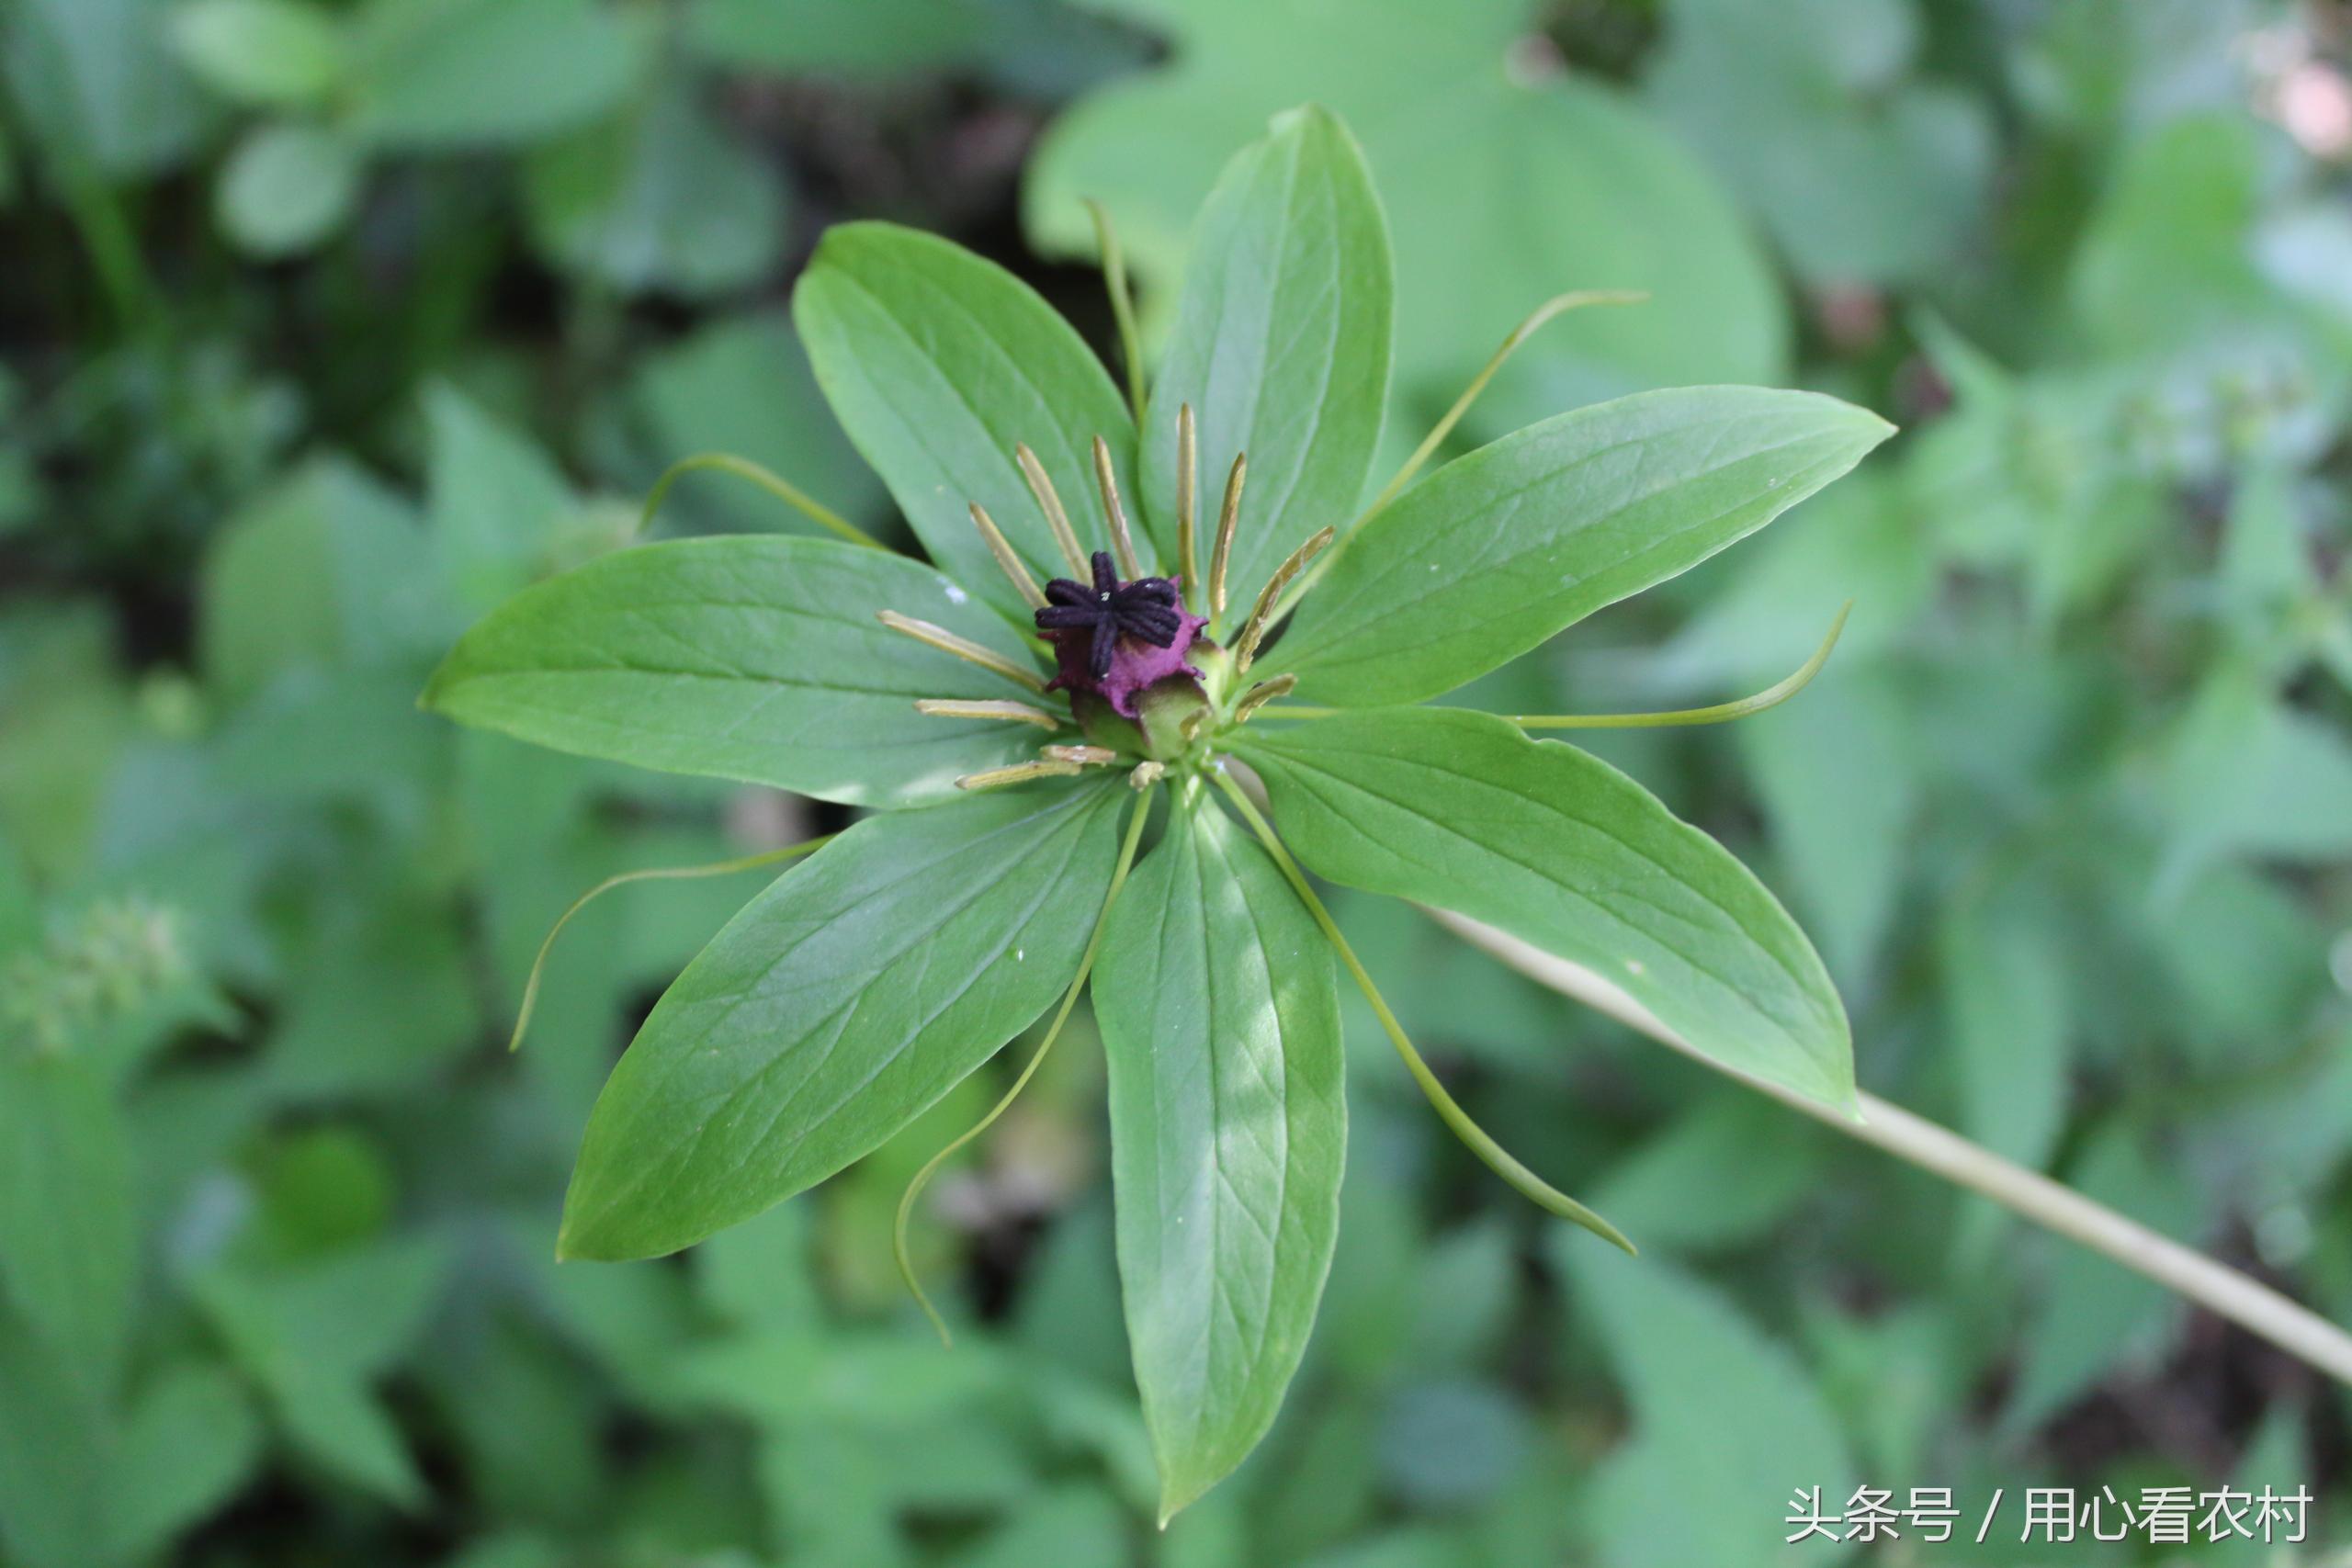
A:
[1035,552,1206,718]
[1038,552,1186,681]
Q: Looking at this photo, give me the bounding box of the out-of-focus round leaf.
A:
[524,83,784,299]
[1642,0,1993,287]
[686,0,982,74]
[684,0,1149,96]
[247,1125,396,1257]
[169,0,343,108]
[345,0,641,152]
[6,0,205,176]
[215,121,359,257]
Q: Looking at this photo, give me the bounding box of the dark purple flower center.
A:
[1033,551,1207,721]
[1037,552,1186,681]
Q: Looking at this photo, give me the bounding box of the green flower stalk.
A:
[423,104,1891,1520]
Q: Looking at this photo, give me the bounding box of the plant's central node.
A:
[1036,550,1207,721]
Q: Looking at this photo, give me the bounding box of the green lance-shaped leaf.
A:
[1276,387,1894,706]
[1094,793,1344,1523]
[1231,708,1853,1111]
[794,221,1141,612]
[560,778,1128,1260]
[422,536,1045,807]
[1140,106,1392,607]
[0,1303,107,1568]
[104,1362,265,1564]
[0,1054,137,1394]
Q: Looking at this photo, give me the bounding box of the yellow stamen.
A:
[1231,673,1296,725]
[967,502,1048,610]
[1210,451,1246,620]
[1092,434,1144,580]
[878,611,1046,693]
[1015,444,1089,575]
[1043,743,1119,766]
[1233,526,1333,674]
[1128,761,1167,790]
[955,760,1085,790]
[915,698,1062,730]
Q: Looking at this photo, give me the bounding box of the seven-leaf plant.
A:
[423,105,1893,1520]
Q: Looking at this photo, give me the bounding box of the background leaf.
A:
[105,1362,266,1562]
[170,0,343,109]
[1941,881,2071,1177]
[6,0,202,176]
[624,311,883,536]
[1736,665,1919,987]
[526,78,786,299]
[1026,0,1788,405]
[215,122,361,258]
[345,0,640,152]
[0,1055,137,1393]
[0,1303,108,1568]
[424,383,578,613]
[196,1239,448,1506]
[1568,1245,1856,1568]
[198,458,448,700]
[1643,0,1993,287]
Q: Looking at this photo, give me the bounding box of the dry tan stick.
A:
[1210,453,1245,620]
[1429,908,2352,1387]
[914,698,1061,730]
[1015,444,1089,575]
[1092,435,1145,580]
[878,612,1045,693]
[967,502,1048,610]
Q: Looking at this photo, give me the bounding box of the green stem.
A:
[56,152,159,338]
[509,836,834,1053]
[639,452,886,551]
[1211,770,1633,1252]
[896,783,1159,1345]
[1086,198,1148,423]
[1260,603,1852,731]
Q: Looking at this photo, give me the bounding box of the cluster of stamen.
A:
[880,402,1314,790]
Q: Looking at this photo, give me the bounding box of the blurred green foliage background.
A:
[4,0,2351,1563]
